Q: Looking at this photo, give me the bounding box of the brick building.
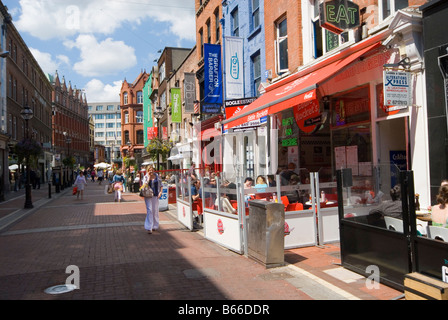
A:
[120,71,149,164]
[5,21,53,188]
[50,72,90,170]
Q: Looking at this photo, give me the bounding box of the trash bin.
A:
[247,200,285,268]
[168,186,177,204]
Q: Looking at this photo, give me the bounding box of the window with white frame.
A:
[311,1,350,59]
[137,91,143,104]
[276,17,288,74]
[380,0,409,21]
[252,52,261,97]
[123,92,128,105]
[251,0,260,30]
[136,111,143,123]
[231,8,239,37]
[124,112,129,124]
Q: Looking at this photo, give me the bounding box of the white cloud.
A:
[13,0,196,42]
[84,79,122,103]
[68,34,137,77]
[29,48,69,75]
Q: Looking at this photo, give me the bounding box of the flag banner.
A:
[224,37,244,99]
[171,87,182,123]
[204,43,223,105]
[184,73,196,113]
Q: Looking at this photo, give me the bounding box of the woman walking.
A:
[112,170,125,202]
[74,171,87,200]
[141,165,162,234]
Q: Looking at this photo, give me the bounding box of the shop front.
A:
[220,12,428,248]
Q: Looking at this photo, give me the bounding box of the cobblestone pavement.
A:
[0,181,402,304]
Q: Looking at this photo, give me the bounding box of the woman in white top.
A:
[74,171,87,200]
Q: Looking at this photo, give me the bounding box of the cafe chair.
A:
[427,225,448,242]
[384,216,404,232]
[281,196,289,209]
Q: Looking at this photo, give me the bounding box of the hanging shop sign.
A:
[204,43,223,105]
[383,70,412,107]
[170,88,182,123]
[147,127,157,140]
[293,99,321,134]
[224,37,244,100]
[319,0,360,35]
[224,97,257,119]
[184,73,196,113]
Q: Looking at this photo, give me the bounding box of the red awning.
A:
[223,41,382,130]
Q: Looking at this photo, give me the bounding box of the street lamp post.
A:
[20,105,34,209]
[63,132,72,187]
[154,106,164,171]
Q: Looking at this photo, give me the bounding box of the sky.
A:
[3,0,196,103]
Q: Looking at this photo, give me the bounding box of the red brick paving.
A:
[0,181,402,302]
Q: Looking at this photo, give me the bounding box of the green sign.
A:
[319,0,360,34]
[171,88,182,123]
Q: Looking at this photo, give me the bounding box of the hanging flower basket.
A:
[14,138,42,162]
[63,156,76,168]
[146,137,173,162]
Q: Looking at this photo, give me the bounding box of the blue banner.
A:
[204,43,223,105]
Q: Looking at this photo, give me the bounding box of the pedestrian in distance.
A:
[74,171,88,200]
[141,165,162,234]
[97,169,104,185]
[112,170,125,203]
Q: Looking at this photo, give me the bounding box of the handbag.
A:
[140,185,154,198]
[72,186,78,195]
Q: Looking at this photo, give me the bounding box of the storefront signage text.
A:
[204,43,223,105]
[383,70,412,107]
[319,0,360,34]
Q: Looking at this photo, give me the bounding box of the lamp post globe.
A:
[20,105,34,209]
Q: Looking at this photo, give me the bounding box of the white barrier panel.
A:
[177,199,193,231]
[159,183,169,211]
[284,210,317,249]
[204,210,242,254]
[319,207,340,244]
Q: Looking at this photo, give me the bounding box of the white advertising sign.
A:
[225,37,244,99]
[383,70,412,107]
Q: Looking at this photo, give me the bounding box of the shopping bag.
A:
[72,186,78,195]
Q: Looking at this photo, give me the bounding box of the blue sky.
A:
[3,0,196,102]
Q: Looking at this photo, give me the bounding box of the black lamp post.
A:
[63,132,72,186]
[20,105,34,209]
[154,106,164,171]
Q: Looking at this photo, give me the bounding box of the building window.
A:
[136,130,144,145]
[206,19,211,44]
[231,8,239,37]
[137,91,143,104]
[252,52,261,97]
[95,132,104,138]
[123,92,128,105]
[251,0,260,30]
[107,123,115,128]
[107,105,114,111]
[136,111,143,123]
[380,0,409,21]
[276,17,288,74]
[124,131,130,144]
[95,123,104,128]
[214,8,220,42]
[124,112,129,124]
[96,105,103,111]
[107,132,115,138]
[94,114,104,120]
[106,114,115,119]
[159,62,166,82]
[199,28,204,57]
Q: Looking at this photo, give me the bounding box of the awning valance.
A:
[223,41,382,130]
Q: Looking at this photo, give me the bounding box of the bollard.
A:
[48,183,52,198]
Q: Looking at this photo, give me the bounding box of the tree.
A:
[146,137,173,162]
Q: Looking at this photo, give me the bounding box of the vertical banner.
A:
[171,87,182,123]
[204,43,223,104]
[184,73,196,113]
[224,37,244,99]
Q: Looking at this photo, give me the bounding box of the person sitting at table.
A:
[255,175,268,188]
[285,175,301,203]
[441,179,448,187]
[191,179,201,202]
[368,184,402,219]
[431,185,448,227]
